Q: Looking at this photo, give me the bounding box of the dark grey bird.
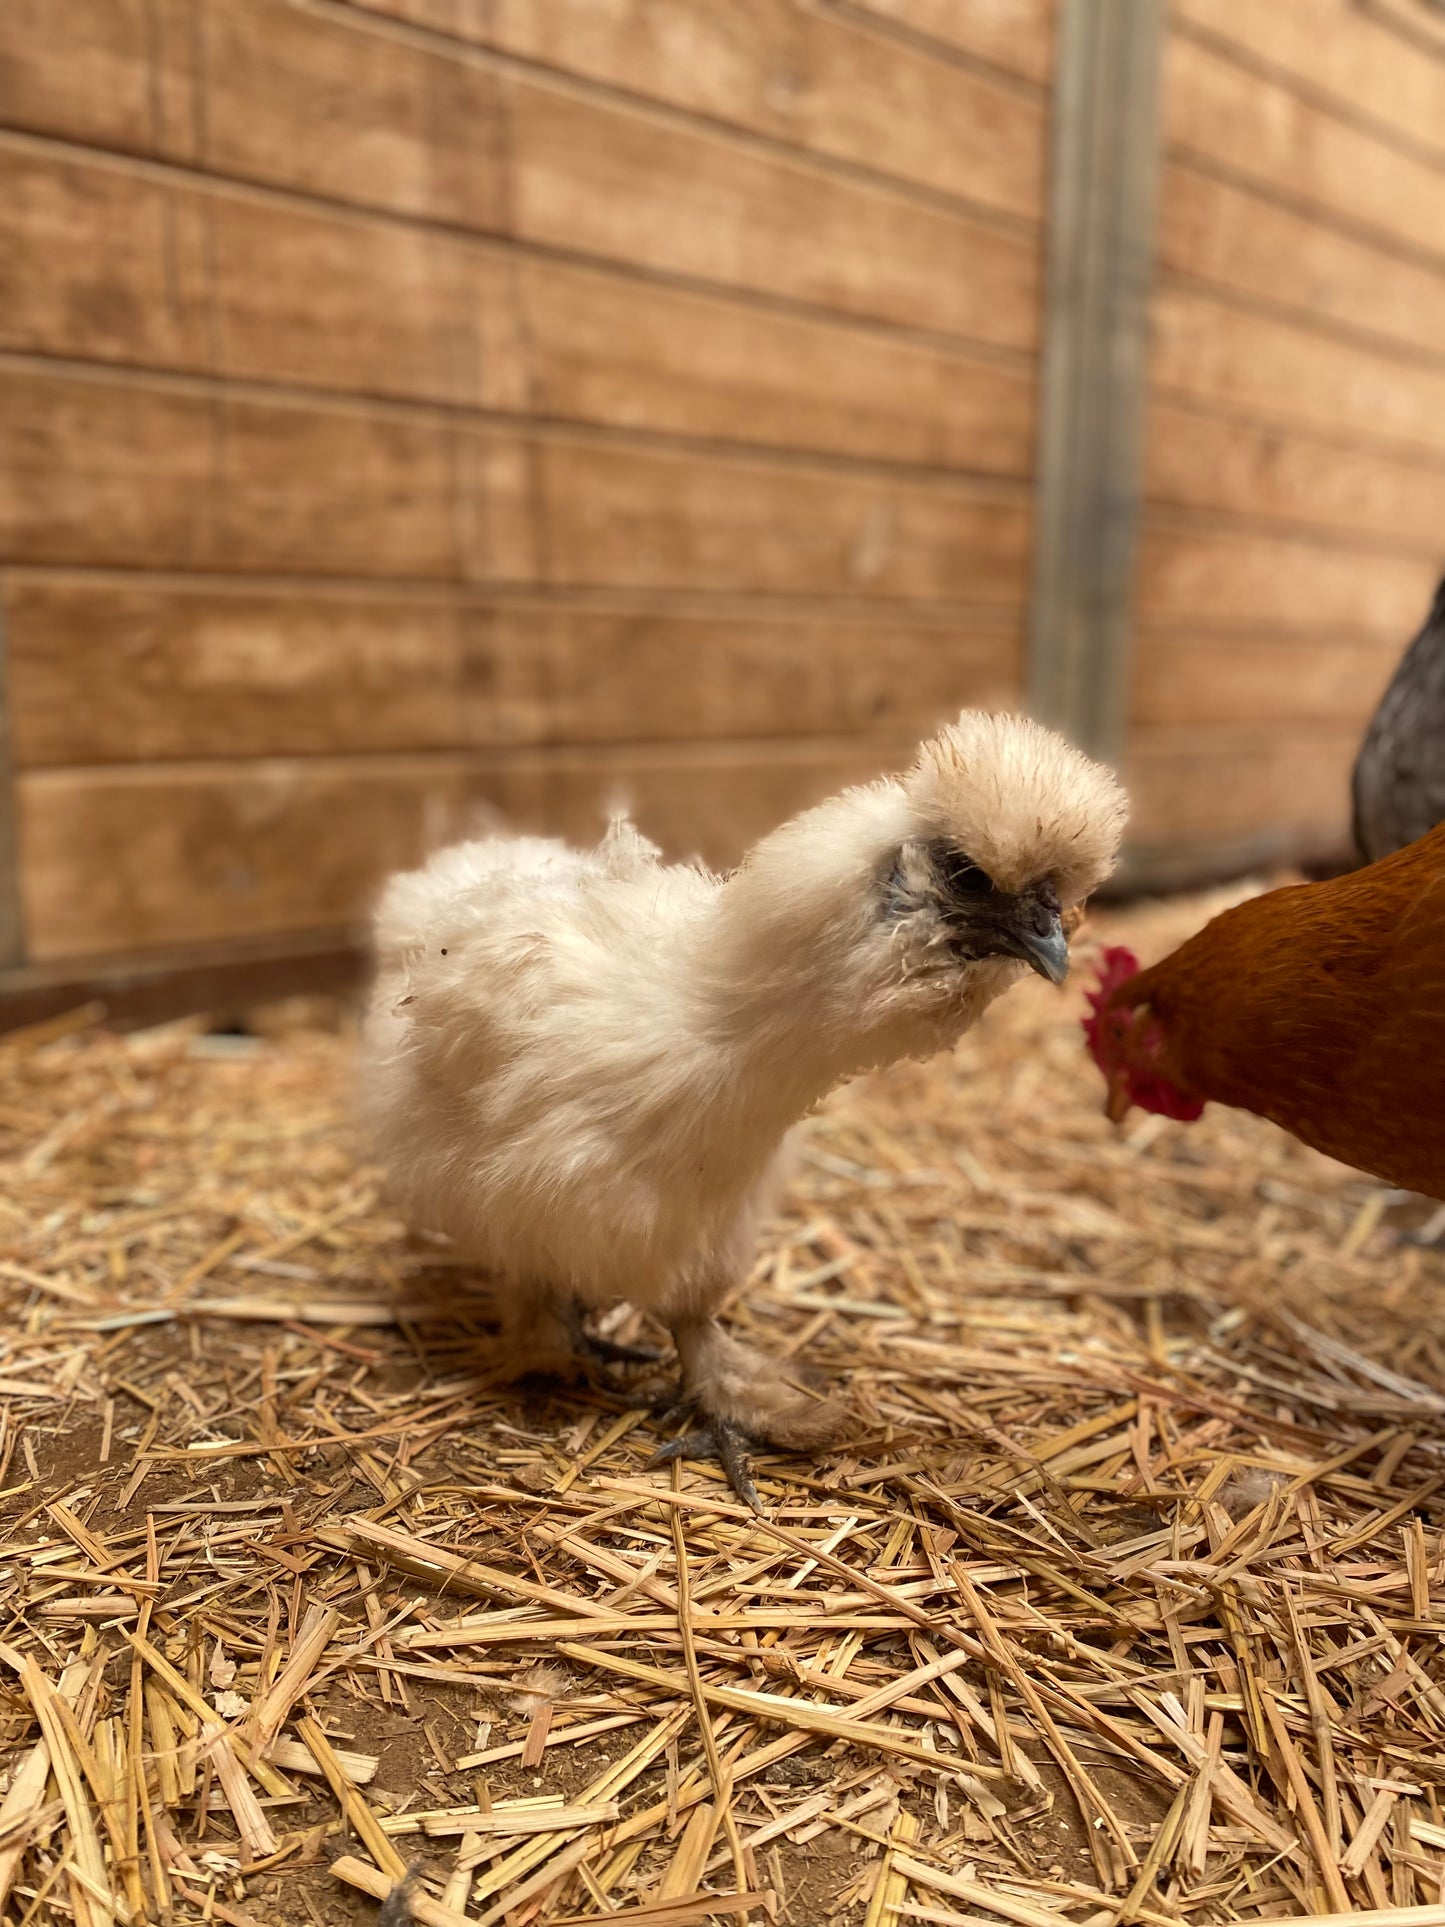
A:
[1352,576,1445,865]
[1351,573,1445,1244]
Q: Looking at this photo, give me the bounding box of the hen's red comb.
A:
[1080,946,1140,1053]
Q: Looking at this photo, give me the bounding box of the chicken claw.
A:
[650,1420,763,1513]
[649,1318,848,1510]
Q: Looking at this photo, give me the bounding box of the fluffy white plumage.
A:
[364,712,1126,1502]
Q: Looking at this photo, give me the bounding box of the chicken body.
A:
[1353,577,1445,863]
[1085,823,1445,1199]
[367,713,1125,1501]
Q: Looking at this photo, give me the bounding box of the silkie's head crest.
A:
[905,713,1127,908]
[1082,946,1205,1125]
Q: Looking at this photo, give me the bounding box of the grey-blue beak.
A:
[1016,915,1070,985]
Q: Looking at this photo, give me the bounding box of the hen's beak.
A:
[1014,914,1070,986]
[1104,1075,1133,1125]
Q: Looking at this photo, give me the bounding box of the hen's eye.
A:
[939,848,993,896]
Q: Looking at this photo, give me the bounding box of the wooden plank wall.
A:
[1123,0,1445,879]
[0,0,1052,972]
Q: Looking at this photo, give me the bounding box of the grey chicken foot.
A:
[651,1418,764,1513]
[646,1316,847,1512]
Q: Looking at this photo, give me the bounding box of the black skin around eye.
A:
[937,847,993,896]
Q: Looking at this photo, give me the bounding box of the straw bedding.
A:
[3,886,1445,1927]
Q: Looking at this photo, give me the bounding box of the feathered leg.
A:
[650,1316,846,1512]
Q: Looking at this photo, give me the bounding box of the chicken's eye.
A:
[938,849,993,897]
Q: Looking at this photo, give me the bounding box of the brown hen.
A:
[1084,822,1445,1199]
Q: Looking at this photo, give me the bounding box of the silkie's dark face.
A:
[924,839,1071,984]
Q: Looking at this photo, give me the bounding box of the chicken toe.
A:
[650,1420,763,1513]
[673,1317,847,1449]
[649,1317,846,1506]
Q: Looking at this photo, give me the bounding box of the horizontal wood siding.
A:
[1124,0,1445,876]
[19,741,921,960]
[0,140,1037,468]
[350,0,1048,221]
[0,0,1047,970]
[5,578,1019,766]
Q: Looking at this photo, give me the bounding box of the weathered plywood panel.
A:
[5,578,1020,765]
[0,369,219,572]
[536,440,1030,600]
[0,143,515,407]
[4,1,498,217]
[1164,32,1445,267]
[352,0,1047,221]
[5,1,1039,349]
[18,739,917,959]
[0,367,530,579]
[207,192,528,411]
[18,759,505,959]
[1143,401,1445,552]
[1159,162,1445,364]
[1131,633,1403,728]
[0,0,199,159]
[0,366,1029,597]
[1135,520,1439,633]
[220,405,537,583]
[1151,286,1445,458]
[505,84,1039,349]
[1126,725,1359,845]
[198,0,508,227]
[838,0,1054,84]
[0,146,212,367]
[0,146,1034,472]
[1173,0,1445,166]
[514,257,1036,473]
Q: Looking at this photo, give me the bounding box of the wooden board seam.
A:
[1171,14,1445,175]
[0,346,1037,495]
[1,566,1028,623]
[0,124,1039,374]
[0,118,1055,354]
[1163,141,1445,283]
[301,0,1043,240]
[0,118,1039,377]
[1155,264,1445,381]
[16,734,947,788]
[1137,501,1445,564]
[818,0,1050,95]
[1146,382,1445,478]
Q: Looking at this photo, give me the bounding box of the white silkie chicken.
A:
[364,712,1126,1506]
